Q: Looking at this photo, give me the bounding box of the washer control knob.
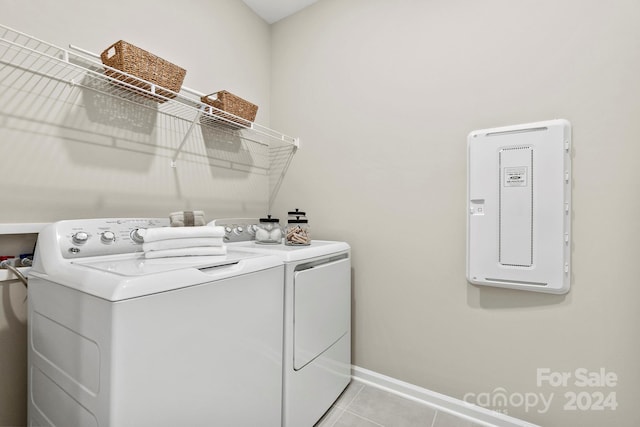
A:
[234,226,244,235]
[224,226,232,234]
[101,231,116,244]
[72,231,89,245]
[247,224,258,235]
[130,228,145,244]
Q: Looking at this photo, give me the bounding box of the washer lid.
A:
[73,251,250,277]
[30,250,282,301]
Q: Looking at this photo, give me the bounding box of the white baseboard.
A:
[351,366,540,427]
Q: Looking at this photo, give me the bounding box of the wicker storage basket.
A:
[101,40,186,103]
[200,91,258,128]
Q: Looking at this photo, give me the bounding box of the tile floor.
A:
[315,380,486,427]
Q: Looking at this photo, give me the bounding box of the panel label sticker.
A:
[504,167,528,187]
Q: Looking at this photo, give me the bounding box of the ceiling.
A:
[242,0,318,24]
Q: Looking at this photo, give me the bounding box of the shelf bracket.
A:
[171,110,203,168]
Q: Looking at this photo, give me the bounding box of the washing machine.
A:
[27,218,285,427]
[211,218,351,427]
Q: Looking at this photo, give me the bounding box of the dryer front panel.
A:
[293,257,350,370]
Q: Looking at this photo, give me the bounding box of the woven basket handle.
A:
[100,41,120,63]
[202,91,221,102]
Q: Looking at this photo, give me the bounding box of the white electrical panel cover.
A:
[467,119,571,294]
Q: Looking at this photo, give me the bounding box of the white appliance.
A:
[211,218,351,427]
[28,218,284,427]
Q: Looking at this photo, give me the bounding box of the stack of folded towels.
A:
[138,225,226,259]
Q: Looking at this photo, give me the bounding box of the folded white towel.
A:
[143,237,224,252]
[170,210,206,227]
[144,246,227,259]
[139,226,225,243]
[171,219,206,227]
[170,210,205,218]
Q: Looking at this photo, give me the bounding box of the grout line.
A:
[430,410,439,427]
[344,409,386,427]
[325,406,345,427]
[345,382,365,409]
[335,382,365,410]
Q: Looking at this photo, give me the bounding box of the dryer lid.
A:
[230,240,349,262]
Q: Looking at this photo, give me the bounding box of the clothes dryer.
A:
[211,218,351,427]
[28,218,284,427]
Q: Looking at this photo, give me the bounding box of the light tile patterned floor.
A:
[315,381,485,427]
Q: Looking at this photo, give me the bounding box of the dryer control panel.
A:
[56,218,169,259]
[209,218,261,243]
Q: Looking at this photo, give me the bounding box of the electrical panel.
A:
[467,120,571,294]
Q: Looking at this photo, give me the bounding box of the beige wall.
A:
[0,1,270,425]
[271,0,640,425]
[3,0,640,426]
